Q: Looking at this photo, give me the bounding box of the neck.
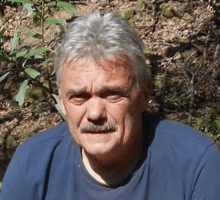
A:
[81,134,143,187]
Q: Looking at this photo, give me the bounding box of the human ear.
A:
[141,78,152,110]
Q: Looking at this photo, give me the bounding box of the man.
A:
[1,11,220,200]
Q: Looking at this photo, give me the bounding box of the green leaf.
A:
[52,94,65,120]
[34,54,43,59]
[16,50,28,58]
[23,3,35,12]
[52,94,60,105]
[14,44,28,50]
[11,30,18,51]
[55,103,65,120]
[14,80,28,107]
[55,1,77,15]
[22,26,39,37]
[31,11,41,20]
[46,18,66,25]
[25,68,40,79]
[24,47,49,59]
[43,83,49,89]
[0,29,5,39]
[38,58,53,68]
[8,0,37,4]
[0,182,2,190]
[46,1,56,6]
[0,72,10,83]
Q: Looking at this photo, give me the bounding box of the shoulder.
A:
[13,122,71,172]
[142,112,216,159]
[155,120,214,148]
[9,122,74,184]
[1,123,73,198]
[141,114,220,199]
[149,119,218,166]
[155,120,220,198]
[17,122,69,151]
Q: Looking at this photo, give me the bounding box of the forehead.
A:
[60,55,134,86]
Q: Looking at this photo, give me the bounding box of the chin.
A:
[83,141,118,158]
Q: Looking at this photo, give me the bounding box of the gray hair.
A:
[55,10,149,87]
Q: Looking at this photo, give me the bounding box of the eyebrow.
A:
[65,85,132,98]
[65,87,87,98]
[99,85,132,97]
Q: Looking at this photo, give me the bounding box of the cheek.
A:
[106,102,131,134]
[63,101,86,128]
[64,103,87,145]
[122,97,143,130]
[107,102,128,119]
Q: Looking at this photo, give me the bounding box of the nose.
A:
[86,96,107,124]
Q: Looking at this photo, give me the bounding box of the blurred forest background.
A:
[0,0,220,183]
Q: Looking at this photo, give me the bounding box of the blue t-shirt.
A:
[1,113,220,200]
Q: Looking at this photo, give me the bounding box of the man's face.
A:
[59,58,150,161]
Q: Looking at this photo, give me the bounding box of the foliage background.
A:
[0,0,220,182]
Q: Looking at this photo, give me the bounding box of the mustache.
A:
[80,122,117,133]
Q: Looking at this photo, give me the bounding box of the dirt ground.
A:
[1,0,220,181]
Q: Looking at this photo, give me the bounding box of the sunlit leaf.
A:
[55,103,65,120]
[16,50,28,58]
[14,80,28,107]
[23,3,36,13]
[46,18,66,25]
[31,11,41,20]
[0,72,10,83]
[24,47,49,59]
[34,54,44,59]
[43,83,49,89]
[38,58,53,68]
[14,44,28,50]
[52,94,65,120]
[25,68,40,79]
[22,26,39,37]
[57,1,77,15]
[48,1,77,15]
[11,30,18,51]
[52,94,59,104]
[8,0,37,4]
[22,59,27,67]
[47,1,55,6]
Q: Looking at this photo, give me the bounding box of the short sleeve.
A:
[191,144,220,200]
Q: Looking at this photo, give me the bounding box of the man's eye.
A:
[69,95,88,105]
[106,94,122,102]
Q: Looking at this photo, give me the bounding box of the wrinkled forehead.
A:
[61,53,135,81]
